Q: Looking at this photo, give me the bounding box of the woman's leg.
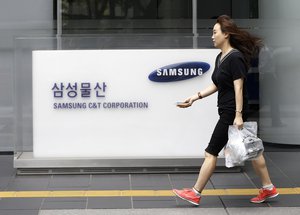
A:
[172,152,217,205]
[193,116,229,192]
[251,154,272,186]
[173,116,227,205]
[194,152,217,192]
[250,154,279,203]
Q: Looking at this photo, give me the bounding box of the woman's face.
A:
[212,23,228,49]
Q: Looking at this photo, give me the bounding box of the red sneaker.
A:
[173,188,201,206]
[250,186,279,203]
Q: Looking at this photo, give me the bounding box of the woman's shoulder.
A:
[229,49,246,62]
[230,49,243,58]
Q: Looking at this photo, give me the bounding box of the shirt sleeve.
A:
[230,55,248,80]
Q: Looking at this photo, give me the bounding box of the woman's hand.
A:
[233,115,244,130]
[176,84,218,108]
[177,94,199,108]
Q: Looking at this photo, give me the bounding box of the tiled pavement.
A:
[0,147,300,214]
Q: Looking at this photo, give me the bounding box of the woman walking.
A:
[173,15,279,206]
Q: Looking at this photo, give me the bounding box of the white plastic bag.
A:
[224,121,264,168]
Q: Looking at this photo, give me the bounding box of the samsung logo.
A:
[148,62,210,82]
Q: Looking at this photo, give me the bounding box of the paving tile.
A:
[131,174,171,190]
[0,169,16,177]
[210,172,253,187]
[41,198,87,210]
[213,185,257,189]
[220,195,269,208]
[267,152,299,161]
[0,210,39,215]
[264,175,295,188]
[90,175,130,190]
[48,175,90,190]
[1,152,300,212]
[0,155,13,167]
[264,152,300,186]
[243,159,295,188]
[132,196,176,208]
[47,186,90,191]
[0,176,11,190]
[284,173,300,186]
[199,196,225,208]
[44,197,87,202]
[169,173,198,181]
[39,208,228,215]
[175,196,224,208]
[265,194,300,207]
[0,198,43,210]
[7,175,50,191]
[169,173,214,189]
[0,158,14,173]
[248,173,292,189]
[227,207,300,215]
[87,197,132,209]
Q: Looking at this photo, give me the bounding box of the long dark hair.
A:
[216,15,262,66]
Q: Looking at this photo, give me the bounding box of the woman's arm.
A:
[178,83,218,108]
[196,83,218,100]
[233,78,244,129]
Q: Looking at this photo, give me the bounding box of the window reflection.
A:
[57,0,258,34]
[61,0,192,19]
[59,0,193,34]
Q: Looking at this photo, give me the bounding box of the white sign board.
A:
[33,49,219,158]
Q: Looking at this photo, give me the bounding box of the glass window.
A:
[197,0,258,19]
[56,0,193,34]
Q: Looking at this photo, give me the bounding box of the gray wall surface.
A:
[0,0,54,151]
[258,0,300,144]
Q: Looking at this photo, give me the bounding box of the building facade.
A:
[0,0,299,152]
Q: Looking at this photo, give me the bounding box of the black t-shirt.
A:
[211,49,248,113]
